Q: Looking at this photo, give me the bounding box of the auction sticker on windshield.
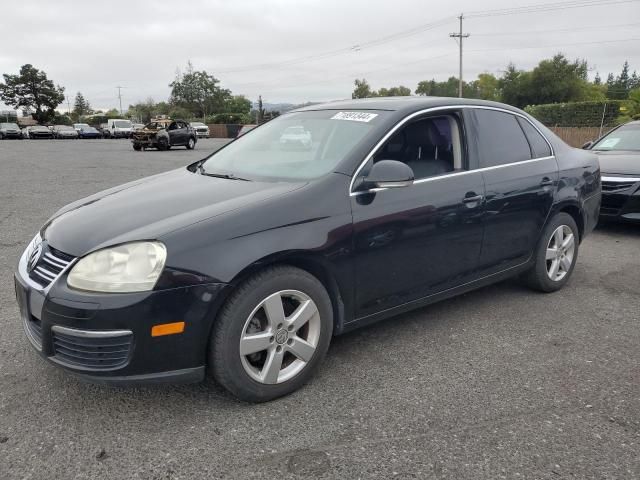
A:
[331,112,378,122]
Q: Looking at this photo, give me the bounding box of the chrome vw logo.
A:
[27,241,43,273]
[275,329,289,345]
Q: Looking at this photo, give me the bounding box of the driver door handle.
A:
[540,177,554,187]
[463,194,484,203]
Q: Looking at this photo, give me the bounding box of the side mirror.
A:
[582,141,593,150]
[360,160,414,190]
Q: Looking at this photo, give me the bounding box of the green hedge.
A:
[524,101,627,127]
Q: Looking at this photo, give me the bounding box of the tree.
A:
[498,64,532,108]
[607,61,631,99]
[73,92,92,120]
[593,72,602,85]
[0,64,65,123]
[377,85,411,96]
[474,73,500,100]
[352,79,376,99]
[169,61,230,119]
[526,54,590,105]
[415,77,459,97]
[221,95,252,115]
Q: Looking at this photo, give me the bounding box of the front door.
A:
[351,112,485,319]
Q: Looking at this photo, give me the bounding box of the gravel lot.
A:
[1,138,639,480]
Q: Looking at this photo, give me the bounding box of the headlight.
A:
[67,241,166,293]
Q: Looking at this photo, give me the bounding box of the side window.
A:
[372,114,462,180]
[517,117,552,158]
[474,110,531,168]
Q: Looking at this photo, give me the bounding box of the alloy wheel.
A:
[239,290,321,384]
[545,225,575,281]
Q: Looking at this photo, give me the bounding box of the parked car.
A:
[24,125,54,139]
[132,123,145,131]
[190,122,210,138]
[0,122,22,139]
[104,119,133,138]
[52,125,79,139]
[14,98,601,402]
[236,124,256,138]
[583,120,640,223]
[73,123,90,133]
[131,118,196,150]
[279,125,312,149]
[78,125,102,139]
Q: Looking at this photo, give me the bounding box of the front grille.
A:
[52,328,133,371]
[602,181,636,192]
[28,245,75,289]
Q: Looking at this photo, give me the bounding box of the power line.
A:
[214,0,639,75]
[472,21,640,36]
[242,36,639,95]
[466,0,639,18]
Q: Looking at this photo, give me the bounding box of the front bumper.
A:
[600,175,640,223]
[14,243,226,384]
[195,130,209,138]
[2,131,22,138]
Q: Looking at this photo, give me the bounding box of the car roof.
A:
[292,96,523,115]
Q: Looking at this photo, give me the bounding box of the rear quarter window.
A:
[517,117,552,158]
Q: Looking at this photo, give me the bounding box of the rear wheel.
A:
[524,212,579,292]
[132,143,142,151]
[210,266,333,402]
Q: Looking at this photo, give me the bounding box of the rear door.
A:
[467,108,557,275]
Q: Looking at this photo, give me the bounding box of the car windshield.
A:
[592,124,640,152]
[200,110,385,181]
[114,121,131,128]
[58,126,74,130]
[191,122,205,127]
[74,124,89,128]
[1,123,18,129]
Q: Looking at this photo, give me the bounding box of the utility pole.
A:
[116,86,125,115]
[66,97,71,116]
[449,14,470,98]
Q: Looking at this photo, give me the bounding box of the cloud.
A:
[1,0,638,108]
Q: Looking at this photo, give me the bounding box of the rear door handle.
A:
[463,194,484,203]
[540,177,554,187]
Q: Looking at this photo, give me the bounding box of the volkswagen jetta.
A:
[15,98,601,402]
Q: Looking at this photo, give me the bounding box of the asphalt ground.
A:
[0,138,639,480]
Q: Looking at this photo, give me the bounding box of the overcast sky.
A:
[1,0,639,111]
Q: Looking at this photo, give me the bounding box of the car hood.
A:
[594,150,640,175]
[42,167,305,257]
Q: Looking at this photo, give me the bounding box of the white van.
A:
[105,119,133,138]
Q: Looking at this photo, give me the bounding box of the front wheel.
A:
[132,143,142,151]
[186,137,196,150]
[524,212,579,292]
[210,266,333,402]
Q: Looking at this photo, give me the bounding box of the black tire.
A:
[132,143,142,151]
[157,137,169,151]
[524,212,579,293]
[186,136,196,150]
[210,265,333,402]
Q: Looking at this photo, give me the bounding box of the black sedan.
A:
[584,121,640,222]
[14,98,601,402]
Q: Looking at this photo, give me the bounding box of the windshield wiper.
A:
[197,164,250,181]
